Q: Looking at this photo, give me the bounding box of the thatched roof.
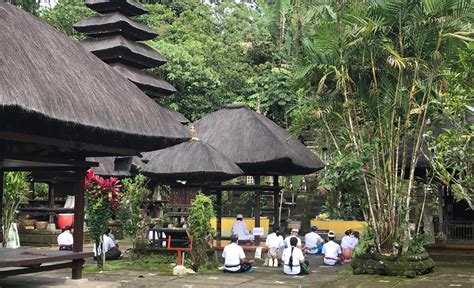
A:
[158,104,190,124]
[0,2,190,153]
[111,63,176,97]
[194,104,325,175]
[73,12,158,41]
[88,156,144,176]
[142,139,244,184]
[86,0,147,16]
[80,35,166,69]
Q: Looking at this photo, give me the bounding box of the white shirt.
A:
[322,240,341,265]
[232,221,250,240]
[282,246,305,275]
[57,231,73,246]
[340,235,353,248]
[304,232,323,248]
[93,234,116,256]
[350,236,359,249]
[222,243,246,272]
[284,235,302,248]
[265,233,284,249]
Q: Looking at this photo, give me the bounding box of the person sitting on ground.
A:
[340,229,353,262]
[351,231,360,249]
[231,214,254,242]
[94,229,122,261]
[322,231,342,266]
[282,236,310,275]
[303,226,324,255]
[57,226,73,251]
[222,234,253,273]
[284,228,302,248]
[105,228,119,248]
[265,225,285,267]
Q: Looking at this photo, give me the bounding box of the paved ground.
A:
[1,255,473,288]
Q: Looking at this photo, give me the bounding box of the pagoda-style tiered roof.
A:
[75,0,175,97]
[74,13,158,41]
[111,63,176,96]
[85,0,147,16]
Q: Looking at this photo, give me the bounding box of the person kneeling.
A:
[57,226,73,251]
[282,237,310,275]
[222,235,253,273]
[94,230,122,261]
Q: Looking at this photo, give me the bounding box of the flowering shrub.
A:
[85,169,122,266]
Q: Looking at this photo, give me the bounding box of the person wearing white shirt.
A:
[322,231,342,266]
[303,226,324,255]
[282,237,310,275]
[340,229,353,262]
[231,214,254,242]
[284,228,302,248]
[350,231,360,249]
[94,231,122,260]
[222,235,253,273]
[264,226,285,267]
[57,226,73,251]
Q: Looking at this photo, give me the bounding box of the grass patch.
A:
[83,253,220,275]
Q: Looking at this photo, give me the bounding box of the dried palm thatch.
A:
[111,63,176,97]
[0,3,189,153]
[80,35,166,69]
[158,103,189,124]
[194,104,325,175]
[86,0,147,16]
[88,156,144,176]
[142,139,244,184]
[73,12,158,41]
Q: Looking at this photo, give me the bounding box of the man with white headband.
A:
[322,231,342,265]
[231,214,254,242]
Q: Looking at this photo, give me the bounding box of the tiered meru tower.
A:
[73,0,176,98]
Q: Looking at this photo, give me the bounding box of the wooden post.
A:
[0,168,3,245]
[254,176,261,245]
[273,176,280,228]
[72,169,86,280]
[216,190,222,243]
[29,181,35,200]
[48,181,56,224]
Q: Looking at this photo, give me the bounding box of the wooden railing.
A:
[438,220,474,244]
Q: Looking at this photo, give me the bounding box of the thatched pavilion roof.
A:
[158,104,189,124]
[88,156,144,177]
[0,2,190,154]
[73,12,158,41]
[141,139,244,184]
[194,104,325,176]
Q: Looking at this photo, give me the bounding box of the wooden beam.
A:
[0,131,140,156]
[254,176,261,245]
[72,169,86,279]
[216,191,222,243]
[273,176,280,228]
[0,262,75,278]
[0,154,99,168]
[209,184,283,192]
[0,169,3,245]
[48,183,55,224]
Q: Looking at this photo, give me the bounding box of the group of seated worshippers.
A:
[221,222,360,274]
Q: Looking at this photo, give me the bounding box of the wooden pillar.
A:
[216,190,222,243]
[29,181,35,200]
[72,169,86,280]
[254,176,261,244]
[0,168,3,244]
[48,181,56,223]
[273,176,280,228]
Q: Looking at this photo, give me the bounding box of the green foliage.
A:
[318,154,366,220]
[7,0,40,15]
[354,227,376,256]
[407,234,429,256]
[41,0,96,40]
[2,172,30,247]
[34,182,49,200]
[188,194,215,271]
[118,174,152,251]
